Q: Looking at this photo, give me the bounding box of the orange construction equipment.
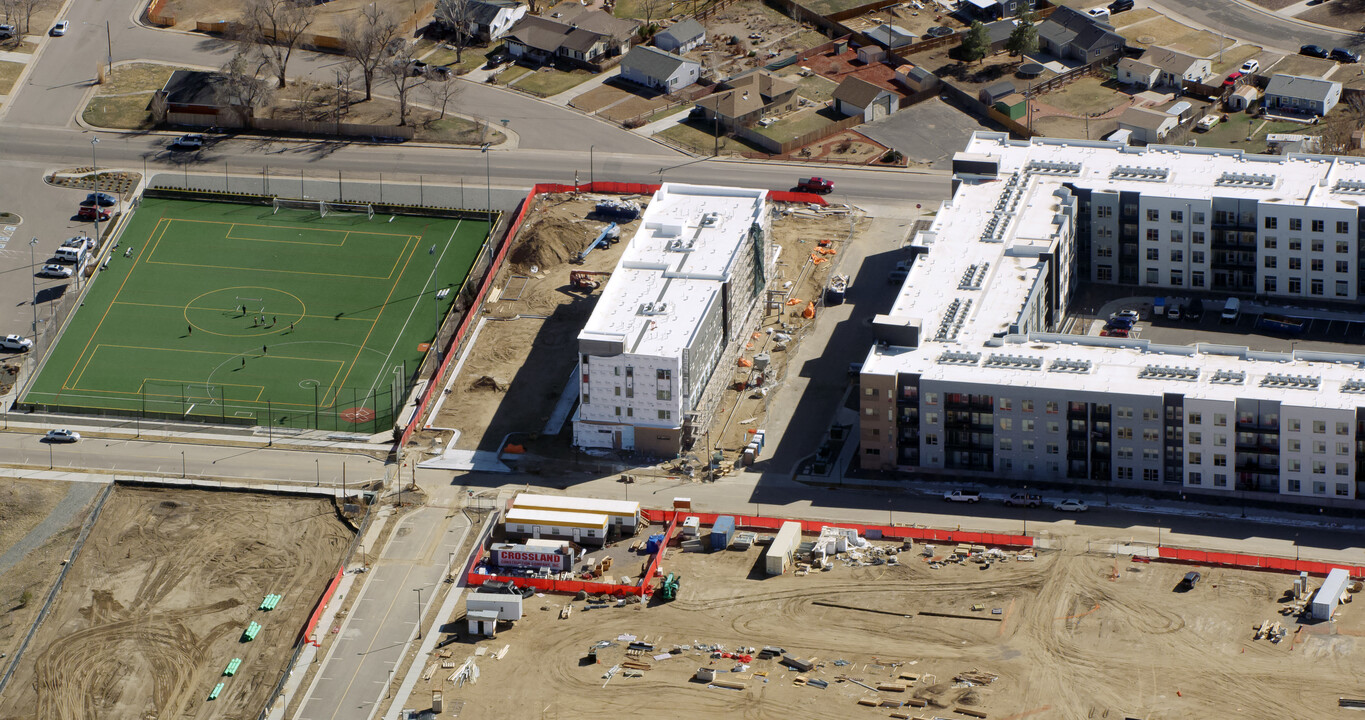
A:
[570,270,611,290]
[802,301,815,319]
[738,357,753,367]
[785,297,802,306]
[504,444,526,454]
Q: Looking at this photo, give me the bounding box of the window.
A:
[1339,442,1350,456]
[1143,409,1158,421]
[1289,257,1301,270]
[1046,401,1059,414]
[1143,468,1161,482]
[613,366,620,376]
[1170,230,1184,243]
[1117,447,1133,460]
[625,367,633,378]
[1314,441,1326,454]
[1146,229,1160,242]
[625,386,634,398]
[1338,261,1350,273]
[1189,472,1202,485]
[1022,419,1035,432]
[1146,268,1159,284]
[865,448,879,455]
[1314,420,1326,434]
[1116,427,1133,440]
[1047,422,1060,433]
[583,392,590,404]
[1143,429,1159,442]
[1097,246,1113,258]
[1192,231,1205,245]
[1188,432,1201,444]
[1312,219,1324,233]
[658,409,671,420]
[999,438,1012,451]
[614,387,621,396]
[1289,439,1301,452]
[1264,276,1278,293]
[657,369,671,380]
[1314,481,1327,495]
[925,412,938,425]
[1214,474,1227,487]
[626,407,633,417]
[1117,407,1133,419]
[1264,237,1277,250]
[1214,435,1227,447]
[1143,449,1159,461]
[1264,256,1277,269]
[1046,443,1059,455]
[1170,210,1183,223]
[925,392,938,405]
[1188,451,1202,464]
[657,390,671,401]
[1338,222,1350,234]
[1289,278,1301,294]
[1170,270,1183,285]
[1214,454,1227,466]
[1147,248,1160,261]
[1000,418,1013,431]
[1265,216,1277,229]
[1097,205,1113,218]
[1171,250,1184,262]
[1192,251,1204,264]
[614,406,622,416]
[1337,483,1350,496]
[1339,240,1351,253]
[1288,479,1301,493]
[1338,281,1350,296]
[1193,212,1205,224]
[1187,412,1202,425]
[1214,413,1226,427]
[1147,209,1160,222]
[1023,400,1034,412]
[1313,460,1326,474]
[1288,418,1300,431]
[1289,459,1301,472]
[923,434,939,446]
[999,398,1012,410]
[1097,266,1114,282]
[1312,259,1324,272]
[1290,218,1302,231]
[1338,463,1350,476]
[1337,421,1349,435]
[1311,279,1324,295]
[1117,467,1134,481]
[1023,439,1034,451]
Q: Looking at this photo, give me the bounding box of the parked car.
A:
[0,24,15,38]
[50,20,68,36]
[1301,44,1329,58]
[1240,59,1259,74]
[1052,499,1089,512]
[1221,72,1242,88]
[481,579,535,598]
[1185,298,1204,321]
[1332,47,1360,63]
[943,490,981,503]
[1086,7,1110,19]
[1108,0,1134,12]
[78,206,112,221]
[84,192,117,207]
[1100,327,1130,338]
[1196,114,1221,131]
[1177,571,1202,591]
[0,334,33,352]
[44,429,81,443]
[1107,316,1135,331]
[1167,303,1182,321]
[170,134,204,150]
[1004,493,1042,508]
[1112,309,1141,323]
[38,263,73,278]
[925,25,954,38]
[62,236,94,249]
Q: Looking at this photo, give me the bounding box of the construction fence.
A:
[640,509,1035,549]
[1155,546,1365,578]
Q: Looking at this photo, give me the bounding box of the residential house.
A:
[654,18,705,53]
[504,2,638,70]
[1116,57,1159,87]
[620,45,701,92]
[894,65,937,93]
[1116,106,1178,144]
[984,18,1018,52]
[693,70,799,128]
[832,76,899,121]
[1139,46,1212,87]
[865,23,916,51]
[979,80,1017,106]
[1037,6,1125,63]
[961,0,1032,20]
[462,0,527,42]
[1264,73,1342,116]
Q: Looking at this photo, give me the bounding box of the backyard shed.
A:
[765,521,802,575]
[1311,568,1351,621]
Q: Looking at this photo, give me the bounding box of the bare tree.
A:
[238,0,316,89]
[340,3,404,101]
[434,0,474,64]
[422,73,463,120]
[220,48,275,117]
[383,44,427,126]
[638,0,665,30]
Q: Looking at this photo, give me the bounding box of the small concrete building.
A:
[654,17,705,53]
[466,591,523,636]
[832,76,899,121]
[1116,106,1179,144]
[1265,73,1342,116]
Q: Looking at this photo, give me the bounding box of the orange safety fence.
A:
[301,567,345,643]
[639,509,1034,549]
[1155,546,1365,578]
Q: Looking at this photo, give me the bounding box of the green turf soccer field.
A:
[23,198,491,429]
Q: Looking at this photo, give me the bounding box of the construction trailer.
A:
[466,591,523,637]
[512,493,642,532]
[710,515,737,551]
[765,521,802,576]
[1311,568,1352,620]
[504,508,610,546]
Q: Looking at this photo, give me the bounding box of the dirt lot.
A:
[689,0,824,79]
[0,486,353,720]
[1116,14,1232,58]
[157,0,430,37]
[0,481,97,667]
[840,3,968,38]
[435,536,1365,719]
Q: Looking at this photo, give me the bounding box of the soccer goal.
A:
[322,201,375,220]
[235,296,265,314]
[273,197,324,215]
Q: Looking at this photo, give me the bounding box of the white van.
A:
[1221,297,1241,323]
[54,246,86,265]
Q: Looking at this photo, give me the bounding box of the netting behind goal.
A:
[322,201,375,220]
[273,198,324,215]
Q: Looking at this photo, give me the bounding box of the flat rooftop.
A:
[865,132,1365,409]
[579,183,767,358]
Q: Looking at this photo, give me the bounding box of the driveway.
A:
[858,97,997,169]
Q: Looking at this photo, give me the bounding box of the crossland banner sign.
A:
[491,543,572,571]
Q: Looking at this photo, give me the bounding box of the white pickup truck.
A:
[943,490,981,503]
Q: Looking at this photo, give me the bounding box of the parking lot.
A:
[1087,297,1365,354]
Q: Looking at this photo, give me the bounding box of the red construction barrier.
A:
[467,572,640,597]
[302,567,345,643]
[640,509,1033,549]
[1155,546,1365,578]
[768,190,829,205]
[640,512,682,595]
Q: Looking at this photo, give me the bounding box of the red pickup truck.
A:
[795,177,834,194]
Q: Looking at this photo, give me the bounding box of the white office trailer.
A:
[574,183,776,456]
[504,508,609,546]
[466,591,524,636]
[861,132,1365,507]
[1311,568,1352,620]
[511,493,641,532]
[765,521,802,575]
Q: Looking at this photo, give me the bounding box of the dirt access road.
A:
[444,537,1365,719]
[0,486,353,720]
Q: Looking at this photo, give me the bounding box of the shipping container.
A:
[710,516,737,551]
[765,522,802,575]
[513,493,641,530]
[1312,567,1352,620]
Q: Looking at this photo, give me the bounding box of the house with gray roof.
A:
[654,18,705,53]
[865,23,916,50]
[1117,57,1160,88]
[504,2,637,70]
[1139,46,1212,87]
[619,45,701,92]
[1264,73,1342,116]
[1116,106,1178,144]
[1036,5,1125,62]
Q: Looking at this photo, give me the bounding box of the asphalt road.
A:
[296,507,468,720]
[1146,0,1357,54]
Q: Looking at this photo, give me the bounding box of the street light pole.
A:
[28,238,38,338]
[90,139,102,248]
[414,587,423,639]
[589,145,595,188]
[315,458,320,486]
[181,450,186,478]
[481,143,492,223]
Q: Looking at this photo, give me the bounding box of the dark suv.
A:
[1332,47,1360,63]
[1108,0,1133,12]
[1301,44,1330,59]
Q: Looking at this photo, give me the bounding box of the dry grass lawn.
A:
[0,60,26,95]
[1032,114,1118,141]
[1266,53,1338,79]
[1294,2,1365,31]
[1211,45,1263,76]
[598,92,673,123]
[756,105,839,142]
[81,95,155,129]
[97,63,186,96]
[1038,76,1128,116]
[570,83,632,113]
[1248,0,1301,9]
[657,119,758,154]
[512,67,595,97]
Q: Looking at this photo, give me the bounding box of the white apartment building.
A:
[861,132,1365,507]
[574,183,773,456]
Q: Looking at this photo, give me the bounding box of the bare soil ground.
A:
[159,0,430,37]
[841,4,968,38]
[0,486,353,720]
[1295,1,1365,31]
[424,193,645,454]
[688,0,824,79]
[437,539,1365,719]
[0,481,92,667]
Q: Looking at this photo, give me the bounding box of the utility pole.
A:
[414,587,423,639]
